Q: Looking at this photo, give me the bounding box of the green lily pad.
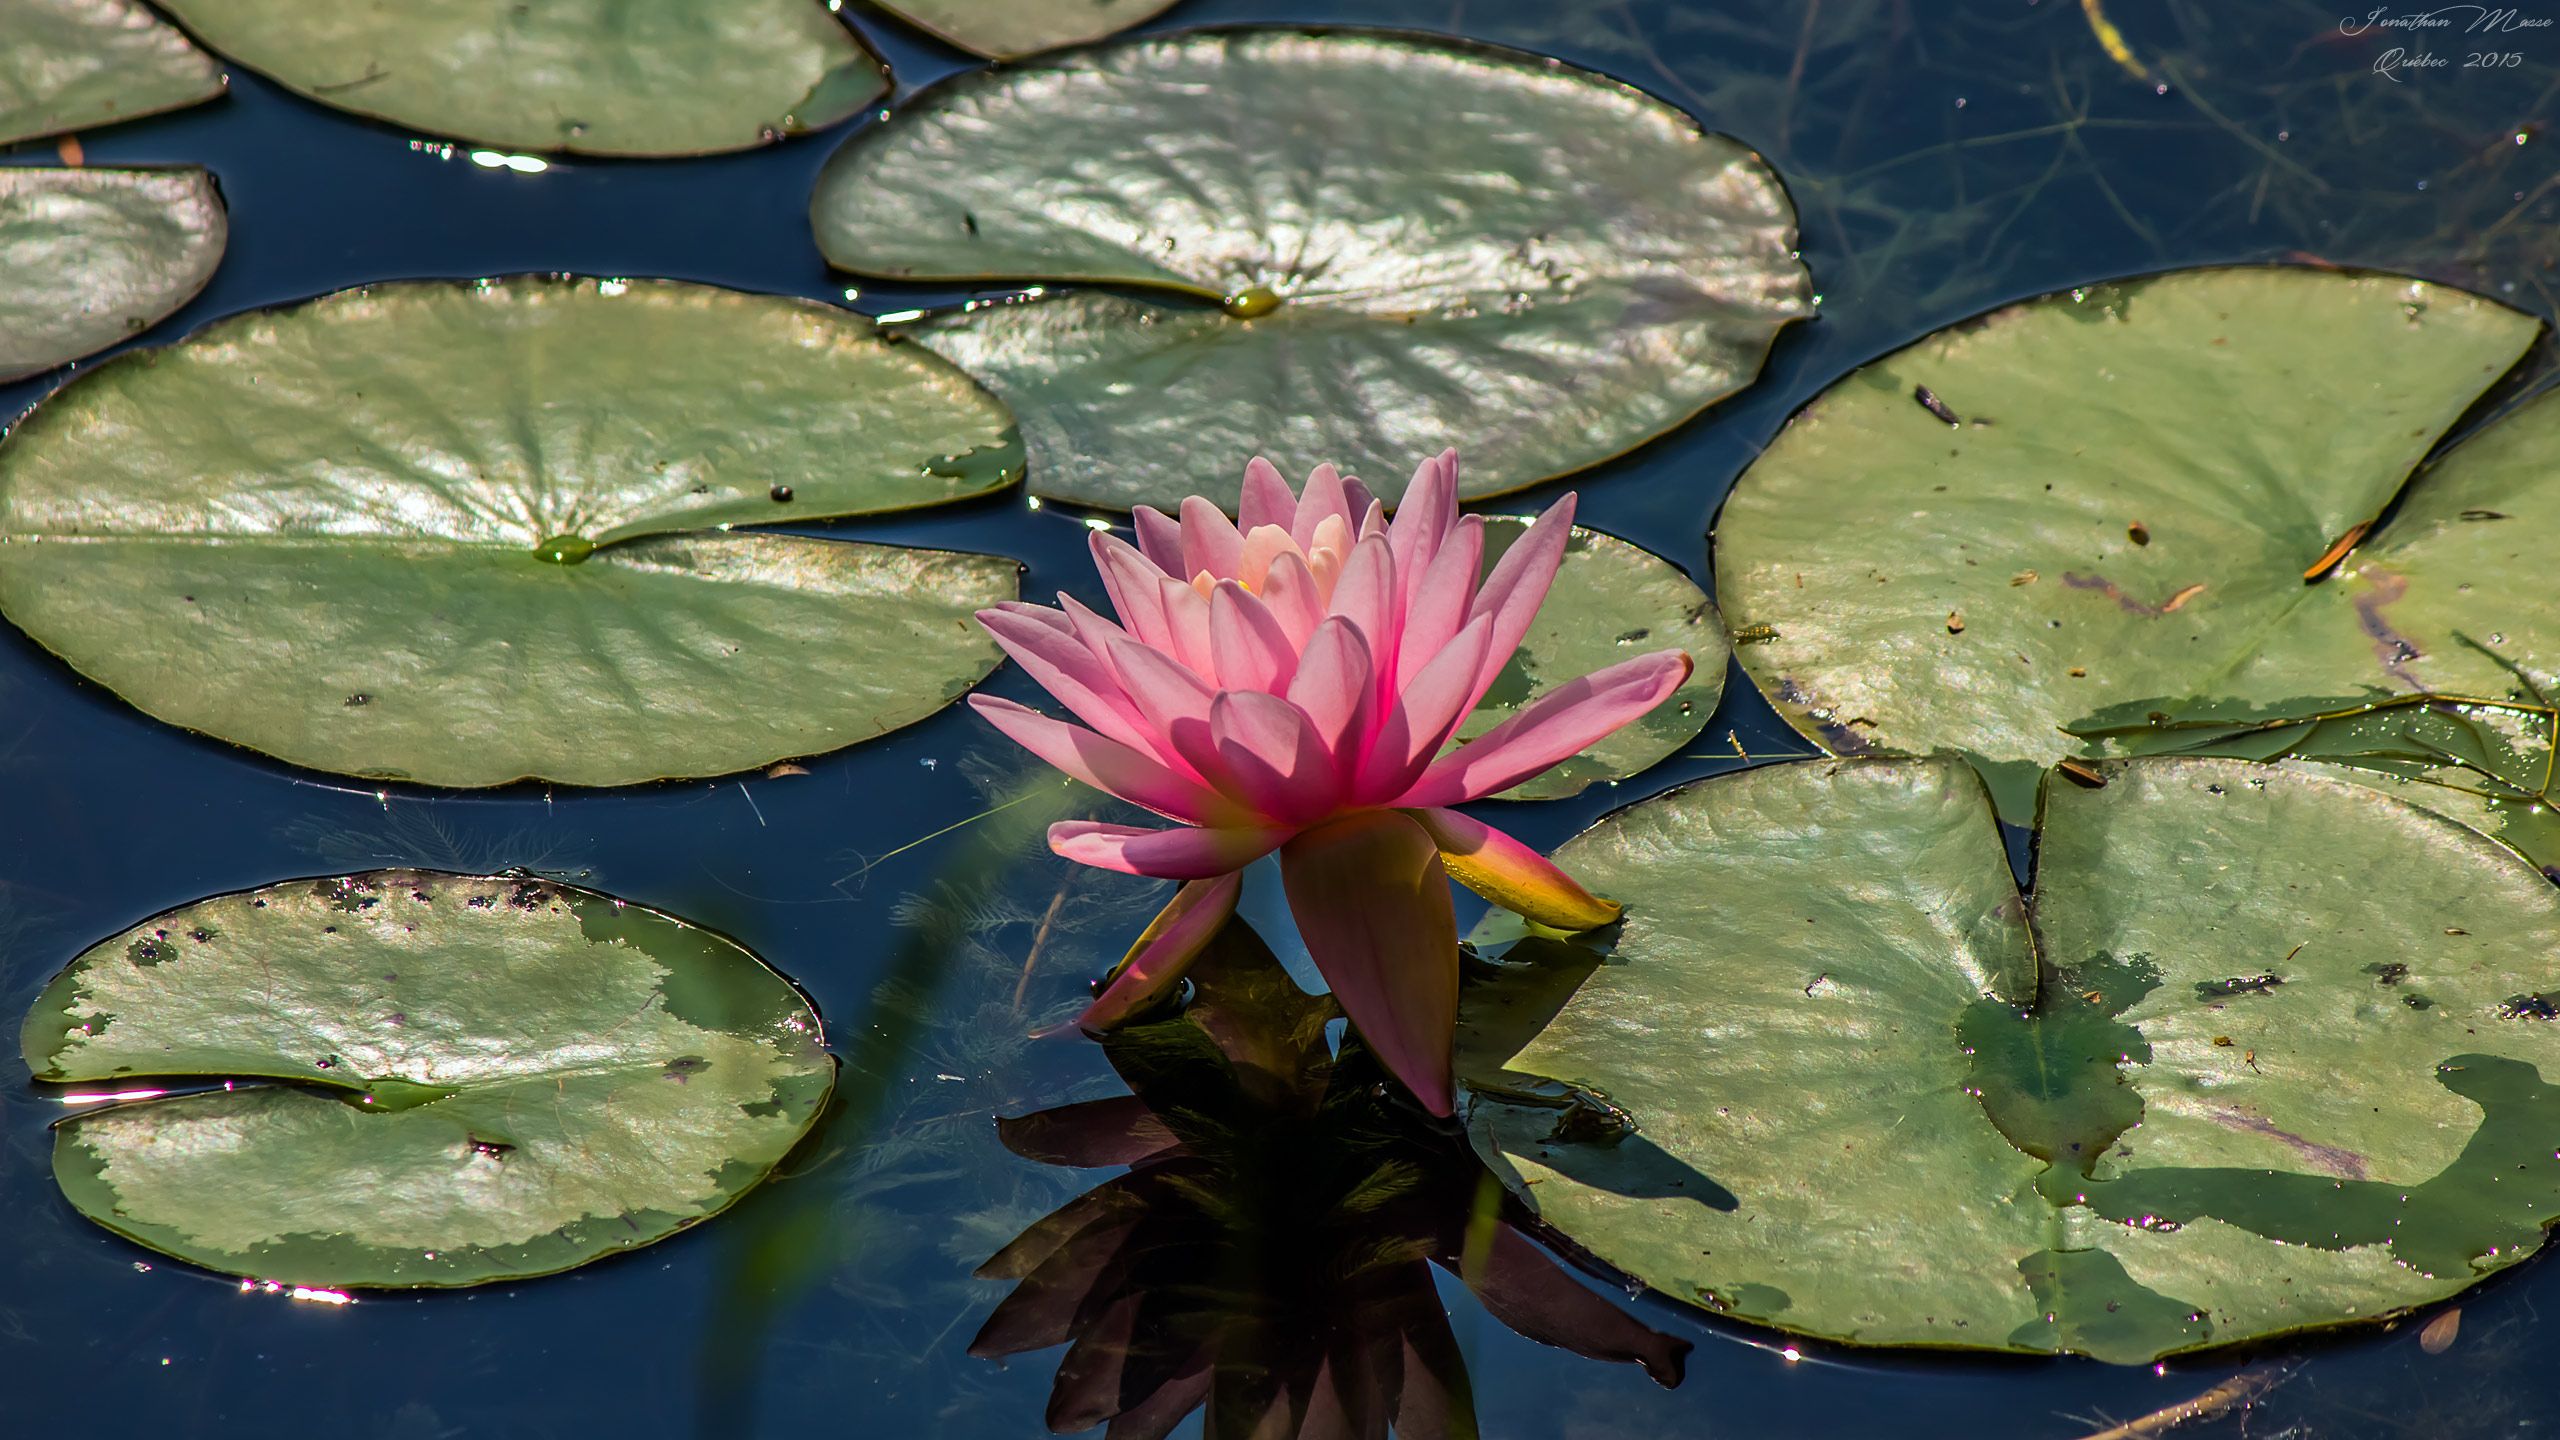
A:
[0,277,1023,787]
[1468,516,1725,800]
[1461,755,2560,1363]
[151,0,886,155]
[0,166,224,382]
[1715,267,2546,821]
[22,870,834,1288]
[871,0,1182,59]
[811,29,1811,511]
[0,0,225,146]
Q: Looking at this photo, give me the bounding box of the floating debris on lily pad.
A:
[0,277,1022,787]
[812,29,1811,510]
[22,870,835,1287]
[1463,755,2560,1363]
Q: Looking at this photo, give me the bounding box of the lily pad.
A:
[1469,516,1724,800]
[0,166,224,382]
[0,0,225,146]
[871,0,1182,59]
[811,29,1811,511]
[1715,267,2547,821]
[1461,755,2560,1362]
[151,0,886,155]
[0,277,1023,787]
[22,870,834,1288]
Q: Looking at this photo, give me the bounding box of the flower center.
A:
[1195,515,1352,604]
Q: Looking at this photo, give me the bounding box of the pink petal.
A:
[1237,523,1298,591]
[1389,448,1460,593]
[1396,650,1693,808]
[977,604,1158,759]
[1277,811,1460,1115]
[971,695,1238,825]
[1153,576,1216,680]
[1285,618,1375,764]
[1344,476,1380,528]
[1210,691,1338,822]
[1292,463,1353,550]
[1131,505,1184,575]
[1326,533,1400,681]
[1075,872,1241,1031]
[1239,456,1297,533]
[1357,615,1492,804]
[1406,806,1620,932]
[1208,581,1297,694]
[1392,515,1484,690]
[1091,532,1175,652]
[1178,495,1245,583]
[1258,550,1327,647]
[1356,496,1387,543]
[1050,820,1292,879]
[1100,635,1242,802]
[1464,493,1576,711]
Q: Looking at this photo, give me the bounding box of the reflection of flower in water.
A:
[972,922,1687,1438]
[973,451,1690,1114]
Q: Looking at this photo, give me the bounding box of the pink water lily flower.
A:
[969,451,1692,1115]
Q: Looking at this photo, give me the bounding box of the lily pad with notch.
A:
[1715,266,2550,822]
[0,166,224,383]
[0,0,225,147]
[21,870,835,1288]
[0,277,1023,787]
[810,28,1812,511]
[1460,754,2560,1362]
[149,0,886,155]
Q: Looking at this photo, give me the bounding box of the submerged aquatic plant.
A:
[970,451,1691,1113]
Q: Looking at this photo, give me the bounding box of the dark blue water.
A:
[4,2,2555,1435]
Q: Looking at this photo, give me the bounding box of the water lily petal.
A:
[1356,495,1387,544]
[1278,810,1459,1115]
[1462,492,1575,710]
[1393,515,1484,690]
[1208,581,1298,694]
[1327,533,1399,681]
[1258,550,1327,647]
[978,603,1159,758]
[1396,649,1693,808]
[1092,531,1176,652]
[1131,505,1184,575]
[971,695,1237,824]
[1407,806,1620,932]
[1179,495,1246,583]
[1211,691,1337,822]
[1239,456,1297,533]
[1359,615,1492,803]
[1293,462,1353,550]
[1051,820,1291,879]
[1152,576,1217,680]
[1076,872,1242,1032]
[1389,448,1460,599]
[1285,617,1375,765]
